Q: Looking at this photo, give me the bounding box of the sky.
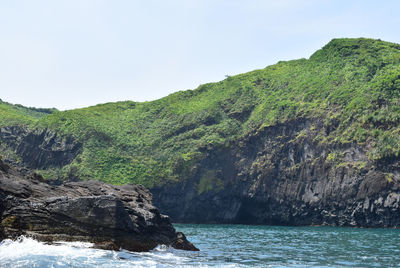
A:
[0,0,399,110]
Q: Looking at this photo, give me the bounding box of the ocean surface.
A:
[1,224,400,267]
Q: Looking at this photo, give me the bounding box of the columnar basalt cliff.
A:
[0,160,198,252]
[152,118,400,227]
[1,38,400,227]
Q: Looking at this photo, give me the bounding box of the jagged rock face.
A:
[0,161,198,252]
[151,119,400,227]
[0,126,81,169]
[2,120,400,228]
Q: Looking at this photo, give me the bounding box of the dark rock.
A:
[172,232,198,251]
[0,161,198,252]
[0,126,81,169]
[151,118,400,228]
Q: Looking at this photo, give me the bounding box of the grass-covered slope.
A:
[1,38,400,186]
[0,99,57,126]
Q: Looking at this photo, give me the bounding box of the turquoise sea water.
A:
[1,224,400,267]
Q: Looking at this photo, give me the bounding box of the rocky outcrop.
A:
[152,118,400,227]
[0,160,198,252]
[3,119,400,228]
[0,126,81,169]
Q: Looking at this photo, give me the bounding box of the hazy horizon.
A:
[1,0,399,110]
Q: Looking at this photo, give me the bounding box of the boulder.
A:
[0,160,198,252]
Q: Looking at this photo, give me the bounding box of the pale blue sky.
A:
[1,0,399,110]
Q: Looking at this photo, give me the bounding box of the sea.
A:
[0,224,399,267]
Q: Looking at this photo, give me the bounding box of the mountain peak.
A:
[310,37,400,61]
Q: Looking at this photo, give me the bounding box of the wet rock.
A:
[0,161,198,252]
[172,232,198,251]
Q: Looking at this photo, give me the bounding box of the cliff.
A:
[152,118,400,226]
[1,38,400,226]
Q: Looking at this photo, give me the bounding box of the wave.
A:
[0,236,203,268]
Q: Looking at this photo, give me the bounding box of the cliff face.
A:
[151,118,400,227]
[0,126,81,170]
[1,38,400,227]
[3,118,398,227]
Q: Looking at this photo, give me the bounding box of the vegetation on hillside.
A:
[0,99,57,126]
[1,38,400,186]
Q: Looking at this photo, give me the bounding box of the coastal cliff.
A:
[152,118,400,227]
[1,38,400,227]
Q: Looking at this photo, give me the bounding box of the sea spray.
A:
[0,236,198,268]
[1,224,400,267]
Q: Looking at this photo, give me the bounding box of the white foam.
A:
[0,236,202,268]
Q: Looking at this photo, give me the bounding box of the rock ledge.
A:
[0,160,198,252]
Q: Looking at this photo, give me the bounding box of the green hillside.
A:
[0,99,57,127]
[1,38,400,186]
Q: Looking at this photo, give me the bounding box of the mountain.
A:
[1,38,400,226]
